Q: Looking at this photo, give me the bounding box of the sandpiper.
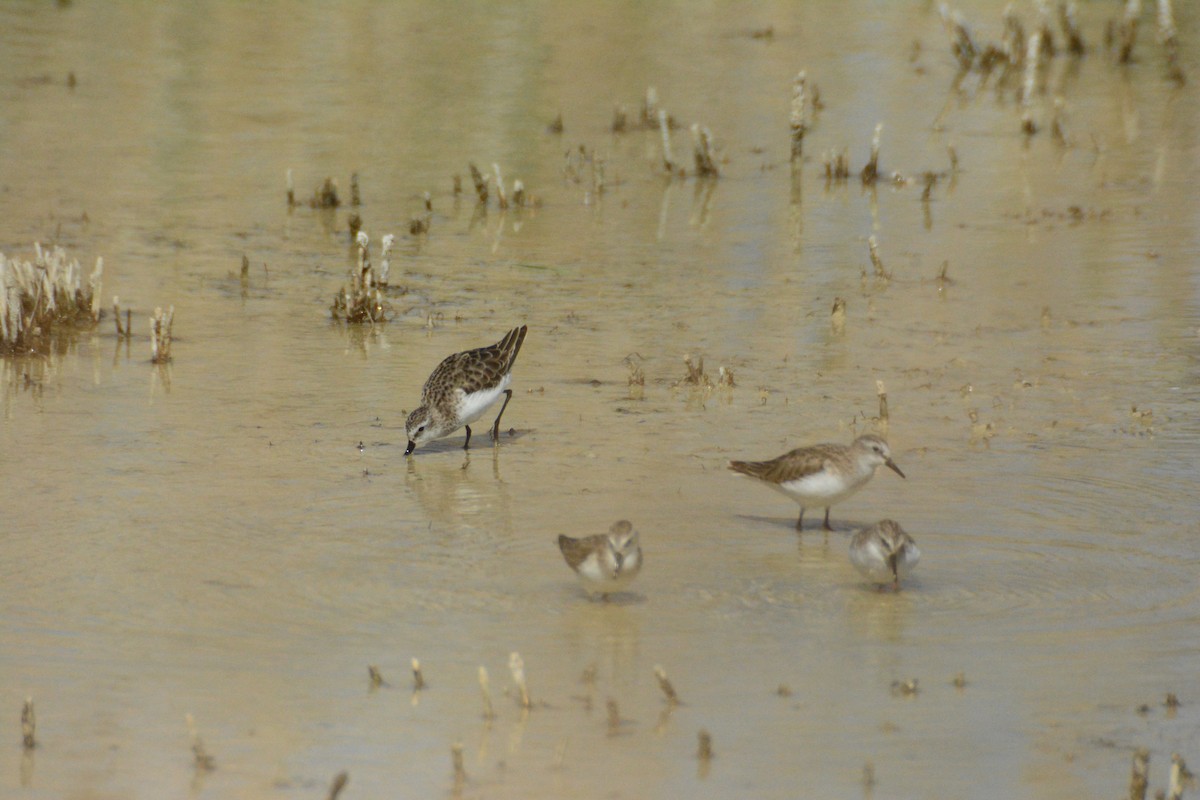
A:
[849,519,920,590]
[404,325,527,454]
[728,433,905,530]
[557,520,643,599]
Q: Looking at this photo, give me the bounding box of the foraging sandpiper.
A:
[728,433,905,530]
[849,519,921,590]
[557,520,643,599]
[404,325,527,454]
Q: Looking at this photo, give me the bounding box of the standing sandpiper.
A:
[557,520,643,600]
[849,519,921,590]
[728,433,905,530]
[404,325,527,454]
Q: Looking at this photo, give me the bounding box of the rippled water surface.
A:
[2,2,1199,798]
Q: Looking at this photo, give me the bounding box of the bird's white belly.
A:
[775,469,866,506]
[456,373,511,426]
[576,552,617,588]
[575,548,641,594]
[851,540,921,584]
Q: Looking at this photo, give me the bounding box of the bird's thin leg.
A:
[463,425,473,450]
[491,389,513,440]
[795,508,805,531]
[822,508,833,531]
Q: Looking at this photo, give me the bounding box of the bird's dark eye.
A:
[417,426,425,434]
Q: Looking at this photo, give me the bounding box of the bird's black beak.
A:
[405,440,416,455]
[886,459,905,479]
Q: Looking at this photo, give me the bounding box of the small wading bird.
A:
[849,519,921,591]
[728,433,905,530]
[557,520,643,600]
[404,326,527,454]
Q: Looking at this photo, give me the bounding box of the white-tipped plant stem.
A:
[790,71,808,161]
[478,666,496,720]
[659,109,676,175]
[508,652,531,710]
[861,123,882,184]
[1021,30,1042,134]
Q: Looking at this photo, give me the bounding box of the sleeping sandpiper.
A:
[557,520,643,600]
[849,519,920,590]
[728,433,905,530]
[404,325,527,454]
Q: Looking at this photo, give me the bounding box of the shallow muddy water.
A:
[2,2,1199,798]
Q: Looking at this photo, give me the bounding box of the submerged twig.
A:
[939,4,978,71]
[149,306,174,364]
[697,729,714,761]
[468,163,489,204]
[493,163,509,210]
[823,148,850,182]
[21,698,35,750]
[1130,748,1150,800]
[1158,0,1186,83]
[654,665,681,706]
[327,771,349,800]
[831,296,847,334]
[185,713,216,772]
[691,124,719,178]
[1051,97,1069,145]
[112,296,131,339]
[641,86,661,128]
[451,742,466,786]
[611,103,627,133]
[606,698,622,736]
[309,177,340,209]
[625,353,645,400]
[1035,0,1057,57]
[868,235,889,279]
[675,354,712,389]
[1118,0,1140,64]
[1003,6,1027,67]
[1059,0,1085,55]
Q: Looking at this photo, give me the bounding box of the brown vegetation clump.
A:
[1,243,103,355]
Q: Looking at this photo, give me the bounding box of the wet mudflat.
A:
[1,2,1198,798]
